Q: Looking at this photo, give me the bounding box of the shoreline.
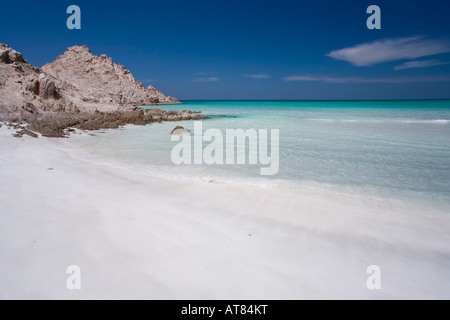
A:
[55,122,450,212]
[1,125,450,299]
[0,107,204,138]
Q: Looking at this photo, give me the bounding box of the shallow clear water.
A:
[64,100,450,209]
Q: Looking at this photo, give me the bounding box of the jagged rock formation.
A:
[42,45,179,112]
[0,44,204,137]
[0,44,70,118]
[0,44,180,118]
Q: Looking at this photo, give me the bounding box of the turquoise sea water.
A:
[65,100,450,209]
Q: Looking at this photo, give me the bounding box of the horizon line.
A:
[179,98,450,102]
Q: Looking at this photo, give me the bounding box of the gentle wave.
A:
[401,119,450,124]
[59,143,283,189]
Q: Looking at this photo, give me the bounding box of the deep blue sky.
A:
[1,0,450,100]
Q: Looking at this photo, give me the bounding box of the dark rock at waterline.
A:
[26,109,204,138]
[13,128,38,138]
[171,126,191,135]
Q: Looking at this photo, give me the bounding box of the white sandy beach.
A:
[0,124,449,300]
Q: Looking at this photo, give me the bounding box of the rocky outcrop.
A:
[0,45,26,64]
[171,126,191,135]
[0,44,69,119]
[41,45,179,112]
[27,109,203,138]
[1,44,181,119]
[0,44,204,137]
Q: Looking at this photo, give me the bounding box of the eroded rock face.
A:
[0,44,202,137]
[0,44,26,64]
[41,45,179,112]
[38,74,58,100]
[1,43,181,119]
[0,44,67,119]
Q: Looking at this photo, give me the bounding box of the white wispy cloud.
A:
[327,36,450,66]
[244,74,270,79]
[193,77,220,82]
[284,75,450,83]
[394,60,450,70]
[284,76,323,82]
